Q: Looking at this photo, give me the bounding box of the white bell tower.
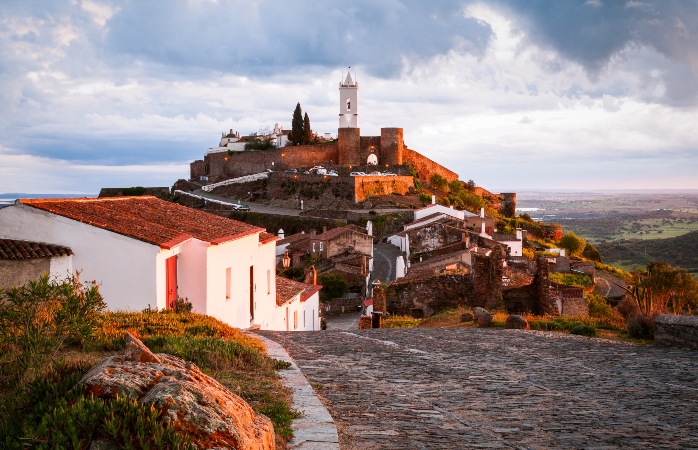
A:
[339,71,358,128]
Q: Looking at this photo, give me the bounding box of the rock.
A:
[478,313,493,327]
[460,312,474,323]
[80,333,275,450]
[473,307,489,319]
[505,315,529,330]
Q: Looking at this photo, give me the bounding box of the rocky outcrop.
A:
[79,332,275,450]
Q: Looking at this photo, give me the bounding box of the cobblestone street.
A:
[260,328,698,449]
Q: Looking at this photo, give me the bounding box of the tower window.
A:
[346,98,351,111]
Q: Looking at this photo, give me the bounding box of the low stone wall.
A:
[561,298,589,317]
[324,296,364,315]
[655,315,698,350]
[354,176,414,202]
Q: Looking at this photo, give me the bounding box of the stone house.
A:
[0,239,73,290]
[0,196,318,331]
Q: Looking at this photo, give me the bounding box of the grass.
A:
[549,272,593,289]
[381,307,649,344]
[0,311,298,449]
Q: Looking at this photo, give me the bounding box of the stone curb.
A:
[251,333,340,450]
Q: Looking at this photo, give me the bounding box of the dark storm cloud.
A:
[103,0,492,78]
[494,0,698,105]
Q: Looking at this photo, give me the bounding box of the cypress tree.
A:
[291,103,304,145]
[303,112,312,145]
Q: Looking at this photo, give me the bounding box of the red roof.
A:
[315,224,369,241]
[276,276,322,305]
[0,239,73,260]
[301,284,322,302]
[20,196,265,248]
[277,233,311,246]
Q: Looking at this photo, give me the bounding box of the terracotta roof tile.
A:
[277,233,311,246]
[404,213,445,228]
[276,276,307,306]
[300,284,322,302]
[315,224,369,241]
[492,233,520,242]
[0,239,73,260]
[20,196,264,248]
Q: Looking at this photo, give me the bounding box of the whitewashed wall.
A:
[0,204,159,311]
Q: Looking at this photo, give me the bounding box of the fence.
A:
[201,173,269,192]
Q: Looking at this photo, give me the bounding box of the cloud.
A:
[0,0,697,193]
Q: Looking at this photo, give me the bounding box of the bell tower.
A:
[339,71,358,128]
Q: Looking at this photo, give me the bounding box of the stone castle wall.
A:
[354,176,414,202]
[201,143,339,180]
[338,128,361,166]
[380,128,404,165]
[403,148,458,183]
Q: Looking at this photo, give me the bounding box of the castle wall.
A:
[190,160,207,179]
[338,128,361,166]
[354,176,414,202]
[359,136,381,165]
[202,143,339,180]
[380,128,404,166]
[403,148,458,183]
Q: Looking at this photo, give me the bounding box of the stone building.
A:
[0,239,73,290]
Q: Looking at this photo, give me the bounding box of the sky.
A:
[0,0,697,194]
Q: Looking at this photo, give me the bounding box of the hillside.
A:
[596,230,698,272]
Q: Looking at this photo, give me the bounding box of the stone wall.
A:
[202,144,339,180]
[380,128,404,165]
[354,176,414,202]
[472,187,517,218]
[655,315,698,350]
[190,160,207,179]
[360,136,381,165]
[502,258,557,315]
[403,148,459,183]
[406,223,465,256]
[379,246,503,317]
[338,128,361,166]
[0,258,51,290]
[98,187,171,198]
[561,297,589,317]
[324,296,364,315]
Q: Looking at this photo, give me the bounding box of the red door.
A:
[166,256,177,309]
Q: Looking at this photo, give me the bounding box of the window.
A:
[319,242,323,251]
[346,98,351,111]
[225,267,231,299]
[294,310,298,329]
[267,270,271,294]
[312,242,316,252]
[303,310,306,328]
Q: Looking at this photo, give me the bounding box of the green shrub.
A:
[587,294,613,318]
[0,275,105,382]
[318,274,349,301]
[169,296,193,313]
[627,313,656,340]
[142,336,266,372]
[419,193,431,203]
[122,186,147,196]
[570,324,597,337]
[281,266,305,282]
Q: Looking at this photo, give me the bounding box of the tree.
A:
[558,232,586,257]
[303,112,312,145]
[318,274,349,302]
[290,103,304,145]
[430,173,448,191]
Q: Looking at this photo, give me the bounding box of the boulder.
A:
[505,315,529,330]
[79,332,275,450]
[460,312,474,323]
[473,307,489,319]
[478,313,493,327]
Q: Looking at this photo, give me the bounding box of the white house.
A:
[0,196,318,331]
[413,203,477,222]
[208,124,290,154]
[274,276,321,331]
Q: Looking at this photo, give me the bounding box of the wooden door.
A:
[166,256,177,309]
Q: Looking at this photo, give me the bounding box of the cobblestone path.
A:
[260,328,698,449]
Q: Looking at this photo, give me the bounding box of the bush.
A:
[169,296,193,313]
[616,296,640,319]
[0,274,105,382]
[122,186,147,196]
[318,274,349,301]
[587,294,614,318]
[570,324,597,337]
[430,174,448,191]
[558,232,586,257]
[627,313,657,340]
[419,193,431,203]
[280,266,305,282]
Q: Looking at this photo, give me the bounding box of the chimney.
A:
[516,228,522,241]
[310,229,316,239]
[278,228,285,240]
[481,219,486,235]
[432,195,436,205]
[322,226,327,233]
[312,265,317,285]
[480,207,485,218]
[222,131,225,137]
